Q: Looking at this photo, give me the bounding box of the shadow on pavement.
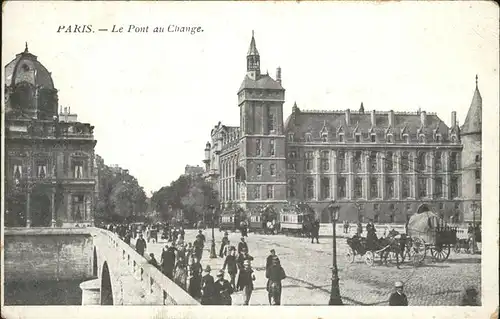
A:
[445,258,481,264]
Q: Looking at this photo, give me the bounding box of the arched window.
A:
[417,152,426,172]
[305,178,314,199]
[385,151,393,171]
[354,177,362,199]
[337,177,346,198]
[338,151,346,171]
[401,152,410,172]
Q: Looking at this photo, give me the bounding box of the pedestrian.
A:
[311,220,320,244]
[201,265,215,305]
[188,256,203,299]
[196,229,206,244]
[223,247,238,289]
[237,260,256,305]
[389,281,408,306]
[174,255,188,291]
[237,237,248,254]
[266,249,280,275]
[135,233,147,257]
[219,232,230,257]
[215,270,233,305]
[460,286,479,306]
[194,236,204,261]
[124,231,132,245]
[161,244,176,280]
[148,253,159,269]
[357,221,363,236]
[266,258,286,305]
[237,249,254,271]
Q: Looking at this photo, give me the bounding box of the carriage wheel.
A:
[410,238,426,267]
[364,251,374,266]
[431,245,451,262]
[345,247,355,263]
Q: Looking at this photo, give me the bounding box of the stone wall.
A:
[4,228,94,282]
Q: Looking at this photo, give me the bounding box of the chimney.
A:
[276,67,281,83]
[388,110,395,127]
[371,110,376,127]
[345,109,351,126]
[420,111,427,126]
[451,111,457,127]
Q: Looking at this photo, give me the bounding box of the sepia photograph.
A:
[1,1,498,319]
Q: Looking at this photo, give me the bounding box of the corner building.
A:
[4,45,98,227]
[203,33,482,224]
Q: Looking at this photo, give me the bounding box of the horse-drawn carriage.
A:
[345,229,408,267]
[279,201,315,237]
[406,211,458,265]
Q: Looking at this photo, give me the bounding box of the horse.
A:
[377,229,409,268]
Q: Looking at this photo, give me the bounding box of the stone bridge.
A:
[3,227,199,306]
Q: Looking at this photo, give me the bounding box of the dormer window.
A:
[435,134,441,143]
[403,134,409,144]
[305,133,312,142]
[386,134,393,143]
[288,133,294,142]
[418,134,426,144]
[451,135,458,143]
[355,134,361,143]
[321,134,328,142]
[371,134,376,143]
[339,134,344,143]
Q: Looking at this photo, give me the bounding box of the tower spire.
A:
[475,74,478,88]
[246,30,260,78]
[24,42,28,53]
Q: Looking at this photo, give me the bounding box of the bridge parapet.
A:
[93,228,199,305]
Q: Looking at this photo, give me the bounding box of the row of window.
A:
[220,157,239,178]
[289,131,457,144]
[11,161,86,180]
[253,185,274,200]
[255,139,275,156]
[256,163,276,176]
[287,176,463,200]
[287,150,460,173]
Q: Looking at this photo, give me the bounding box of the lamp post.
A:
[471,201,477,254]
[328,200,343,305]
[210,204,217,258]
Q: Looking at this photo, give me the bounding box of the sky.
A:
[2,1,499,195]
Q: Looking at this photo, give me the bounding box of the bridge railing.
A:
[95,228,199,305]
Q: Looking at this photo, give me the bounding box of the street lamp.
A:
[209,204,218,259]
[328,200,343,305]
[471,201,478,254]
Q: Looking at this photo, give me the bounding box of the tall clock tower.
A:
[237,31,287,210]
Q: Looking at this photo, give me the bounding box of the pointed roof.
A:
[461,75,482,135]
[247,30,259,56]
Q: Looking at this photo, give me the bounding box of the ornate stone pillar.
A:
[412,150,418,198]
[364,151,370,199]
[380,153,386,200]
[26,189,32,228]
[331,151,337,200]
[443,151,450,199]
[347,151,353,200]
[395,152,402,199]
[51,191,56,227]
[315,150,321,200]
[429,153,435,199]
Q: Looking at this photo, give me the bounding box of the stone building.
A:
[184,165,204,177]
[4,44,98,227]
[203,32,481,224]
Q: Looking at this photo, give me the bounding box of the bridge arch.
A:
[100,261,113,305]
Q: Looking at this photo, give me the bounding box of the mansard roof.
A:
[285,107,451,143]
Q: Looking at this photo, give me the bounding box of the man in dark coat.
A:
[266,258,286,305]
[237,260,256,305]
[124,231,132,245]
[160,244,177,280]
[222,247,238,289]
[389,281,408,306]
[200,265,216,305]
[196,229,206,244]
[188,256,203,299]
[135,233,147,257]
[266,249,280,275]
[193,237,204,261]
[214,270,233,305]
[148,253,159,269]
[219,232,230,257]
[311,220,320,244]
[237,249,254,271]
[237,237,248,254]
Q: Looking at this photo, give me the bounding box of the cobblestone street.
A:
[145,229,481,306]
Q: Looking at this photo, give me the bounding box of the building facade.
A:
[203,33,481,224]
[4,45,98,227]
[184,165,204,177]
